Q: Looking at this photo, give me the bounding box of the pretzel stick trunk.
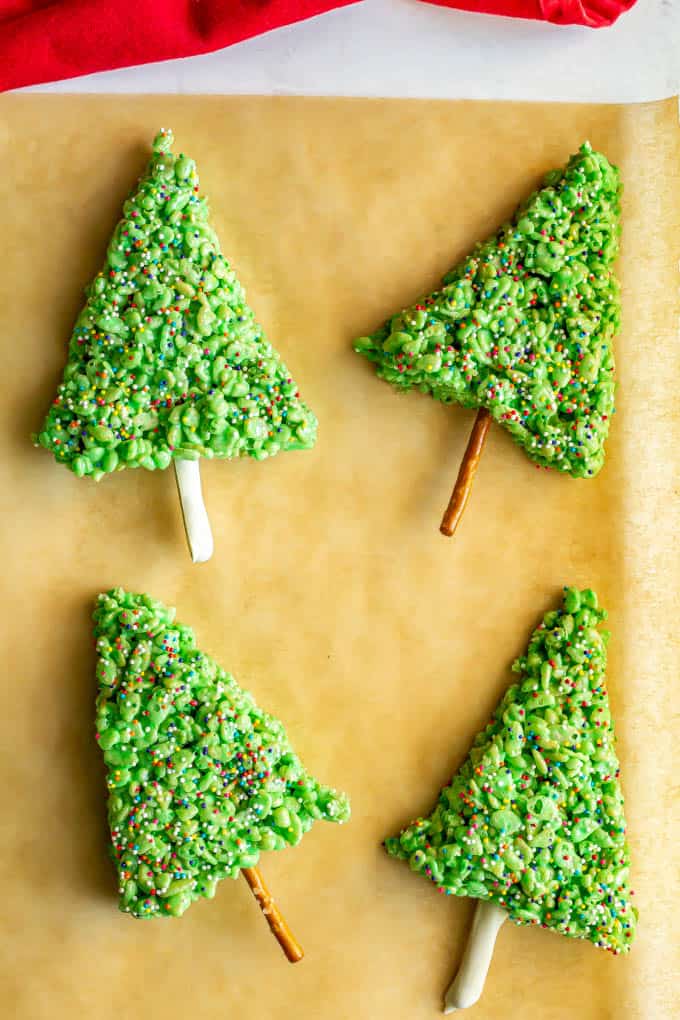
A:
[443,900,507,1012]
[242,866,304,963]
[440,408,492,537]
[173,458,214,563]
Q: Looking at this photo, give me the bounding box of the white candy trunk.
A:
[174,458,214,563]
[443,900,507,1013]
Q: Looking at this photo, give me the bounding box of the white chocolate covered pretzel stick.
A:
[444,901,507,1013]
[174,458,214,563]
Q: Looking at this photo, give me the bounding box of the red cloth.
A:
[0,0,359,92]
[0,0,639,93]
[424,0,637,28]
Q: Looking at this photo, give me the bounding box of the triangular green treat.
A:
[385,587,636,954]
[355,144,621,478]
[94,589,349,919]
[36,129,316,479]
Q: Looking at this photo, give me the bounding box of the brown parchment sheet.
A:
[0,96,678,1020]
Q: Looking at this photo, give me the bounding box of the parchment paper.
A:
[0,96,677,1020]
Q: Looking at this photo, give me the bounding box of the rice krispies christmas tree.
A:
[385,586,636,1009]
[94,588,349,958]
[355,145,621,537]
[36,129,316,561]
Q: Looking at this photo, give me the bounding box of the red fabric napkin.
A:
[424,0,637,28]
[0,0,359,92]
[0,0,639,93]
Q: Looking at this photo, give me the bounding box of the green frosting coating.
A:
[94,588,349,919]
[355,144,621,478]
[385,587,637,954]
[36,129,316,479]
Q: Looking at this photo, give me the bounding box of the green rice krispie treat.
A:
[36,129,316,479]
[356,145,621,478]
[385,587,636,954]
[95,588,349,919]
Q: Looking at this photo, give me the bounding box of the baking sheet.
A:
[0,96,678,1020]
